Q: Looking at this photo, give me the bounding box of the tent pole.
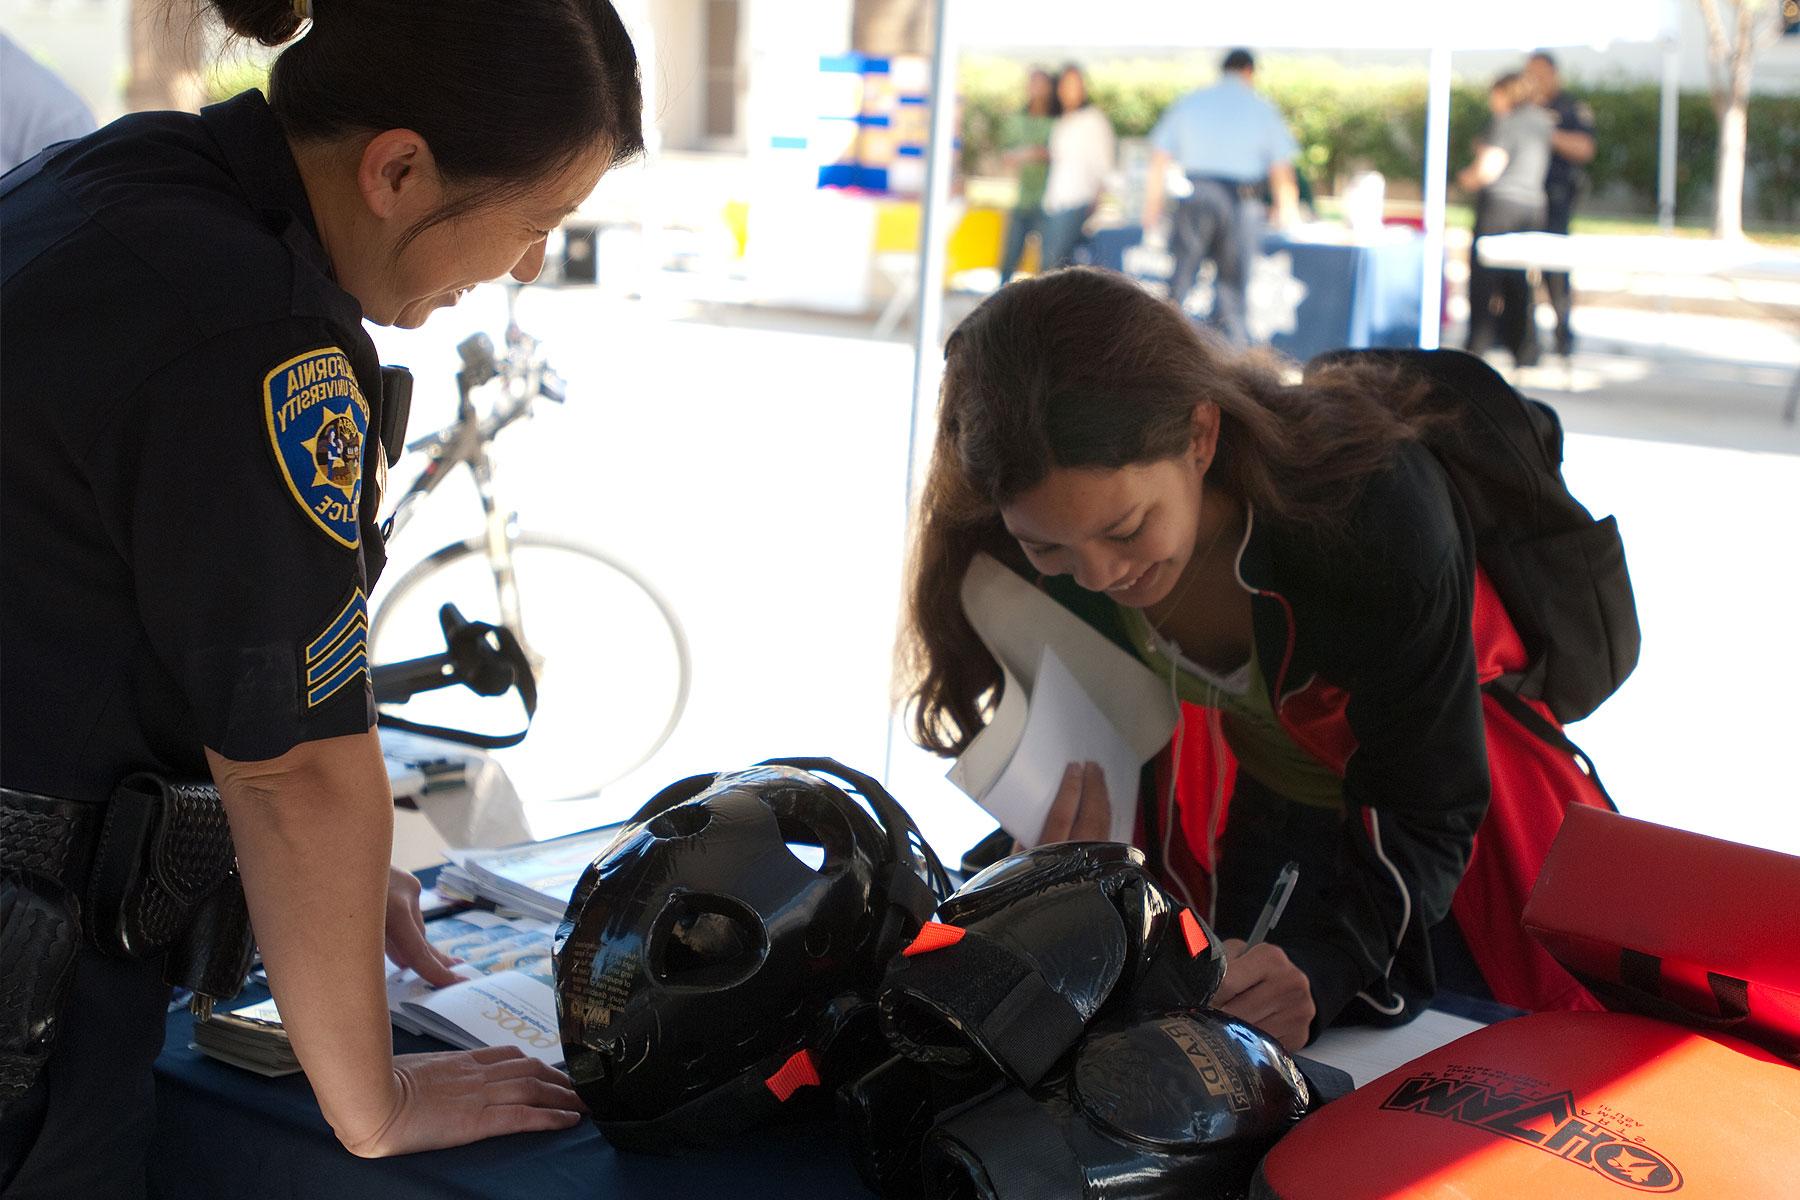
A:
[888,0,957,785]
[1658,34,1679,232]
[905,0,956,506]
[1419,43,1452,351]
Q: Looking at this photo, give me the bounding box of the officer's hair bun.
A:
[209,0,306,48]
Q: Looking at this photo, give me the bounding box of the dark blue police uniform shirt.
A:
[0,90,387,802]
[1546,91,1596,195]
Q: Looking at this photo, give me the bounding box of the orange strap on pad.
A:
[902,920,966,957]
[763,1049,820,1102]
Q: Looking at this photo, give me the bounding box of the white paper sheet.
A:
[1302,1009,1487,1089]
[978,646,1143,845]
[948,553,1180,844]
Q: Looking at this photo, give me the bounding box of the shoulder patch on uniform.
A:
[304,586,369,709]
[263,347,369,549]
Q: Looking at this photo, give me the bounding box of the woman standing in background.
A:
[997,68,1058,285]
[1459,71,1554,367]
[1038,65,1115,272]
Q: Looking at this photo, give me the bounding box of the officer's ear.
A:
[356,129,443,224]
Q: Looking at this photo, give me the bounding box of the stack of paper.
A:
[435,825,622,923]
[197,911,569,1078]
[191,997,301,1077]
[949,553,1179,845]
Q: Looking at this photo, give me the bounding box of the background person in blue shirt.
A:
[1141,49,1300,345]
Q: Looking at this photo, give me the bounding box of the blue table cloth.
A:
[1082,226,1425,363]
[150,987,874,1199]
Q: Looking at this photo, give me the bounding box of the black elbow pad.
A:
[878,842,1227,1088]
[921,1008,1316,1200]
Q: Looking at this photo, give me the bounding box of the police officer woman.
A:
[0,0,641,1192]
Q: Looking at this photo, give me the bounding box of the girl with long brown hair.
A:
[900,267,1606,1050]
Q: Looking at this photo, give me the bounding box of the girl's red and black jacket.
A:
[1044,439,1609,1041]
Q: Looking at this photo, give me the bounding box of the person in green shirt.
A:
[997,68,1057,285]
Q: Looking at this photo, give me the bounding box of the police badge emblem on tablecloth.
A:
[262,346,370,548]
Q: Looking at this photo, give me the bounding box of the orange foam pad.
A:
[1258,1010,1799,1198]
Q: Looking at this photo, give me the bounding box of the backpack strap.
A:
[1481,680,1616,810]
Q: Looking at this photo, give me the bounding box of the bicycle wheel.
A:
[370,532,691,801]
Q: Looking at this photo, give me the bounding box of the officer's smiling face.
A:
[382,143,612,328]
[318,135,613,328]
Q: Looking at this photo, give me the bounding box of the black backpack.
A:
[1311,348,1640,726]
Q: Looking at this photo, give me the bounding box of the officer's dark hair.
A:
[207,0,643,240]
[900,267,1434,755]
[1221,49,1256,74]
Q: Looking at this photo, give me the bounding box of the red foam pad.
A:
[1258,1011,1799,1198]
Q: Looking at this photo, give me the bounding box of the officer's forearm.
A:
[209,730,400,1147]
[1550,129,1595,165]
[1269,163,1300,224]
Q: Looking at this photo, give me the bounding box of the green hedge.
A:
[961,56,1800,224]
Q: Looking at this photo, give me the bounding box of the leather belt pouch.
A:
[87,773,254,1001]
[0,788,100,1111]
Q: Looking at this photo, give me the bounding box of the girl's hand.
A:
[1212,937,1316,1052]
[1033,761,1112,846]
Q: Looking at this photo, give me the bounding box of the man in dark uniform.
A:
[1525,51,1597,358]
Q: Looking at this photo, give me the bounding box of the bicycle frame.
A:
[379,321,565,664]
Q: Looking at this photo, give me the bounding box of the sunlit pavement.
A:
[369,284,1800,865]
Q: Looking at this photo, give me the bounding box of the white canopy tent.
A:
[904,0,1684,459]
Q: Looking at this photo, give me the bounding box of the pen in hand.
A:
[1245,860,1300,949]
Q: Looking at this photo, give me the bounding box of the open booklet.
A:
[197,910,566,1076]
[948,552,1180,844]
[385,910,564,1066]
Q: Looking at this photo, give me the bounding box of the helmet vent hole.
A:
[647,804,711,840]
[783,837,826,872]
[766,790,851,873]
[649,893,766,988]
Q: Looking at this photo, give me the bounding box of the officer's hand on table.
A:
[384,866,463,987]
[341,1046,587,1157]
[1212,938,1315,1053]
[1026,761,1112,848]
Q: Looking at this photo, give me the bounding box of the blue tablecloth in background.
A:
[1082,226,1424,363]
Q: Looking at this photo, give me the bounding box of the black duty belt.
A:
[1187,174,1261,202]
[0,779,254,1112]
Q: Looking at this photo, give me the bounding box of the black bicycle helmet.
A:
[554,757,949,1151]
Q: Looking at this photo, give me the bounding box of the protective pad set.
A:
[845,840,1323,1198]
[556,776,1325,1197]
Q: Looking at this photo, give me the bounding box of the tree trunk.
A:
[126,0,207,114]
[1714,96,1748,239]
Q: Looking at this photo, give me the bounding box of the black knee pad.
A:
[878,842,1226,1087]
[921,1008,1316,1200]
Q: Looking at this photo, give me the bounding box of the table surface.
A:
[152,984,1519,1200]
[1475,231,1800,282]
